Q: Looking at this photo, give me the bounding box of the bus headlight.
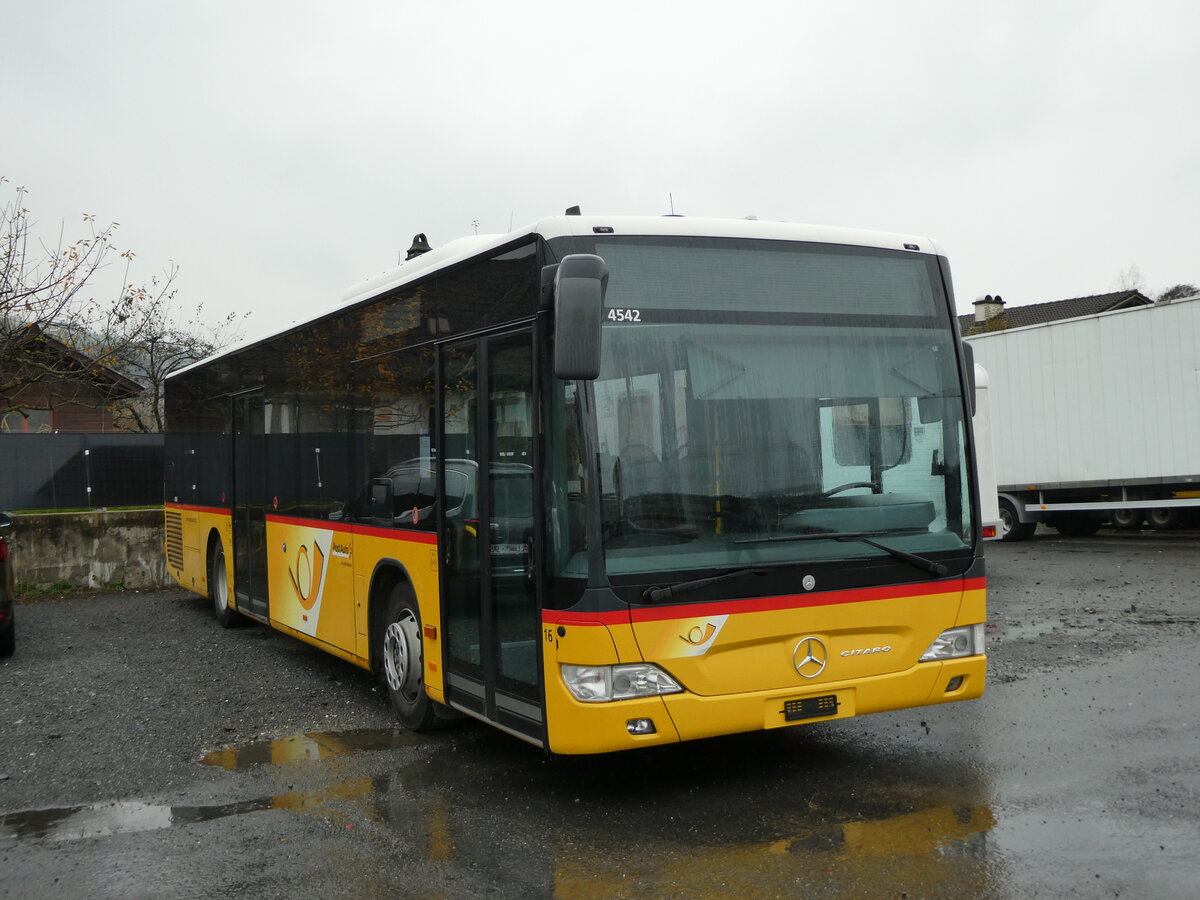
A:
[919,624,986,662]
[561,663,684,702]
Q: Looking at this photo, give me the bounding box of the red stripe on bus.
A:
[542,610,629,627]
[264,513,438,545]
[543,576,985,627]
[350,523,438,544]
[165,502,230,517]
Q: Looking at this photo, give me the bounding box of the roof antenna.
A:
[565,205,581,216]
[670,193,675,215]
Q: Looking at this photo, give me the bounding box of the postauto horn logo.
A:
[288,541,324,610]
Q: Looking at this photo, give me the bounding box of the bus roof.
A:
[171,214,943,380]
[341,215,942,307]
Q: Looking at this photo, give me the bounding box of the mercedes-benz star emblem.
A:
[793,636,828,679]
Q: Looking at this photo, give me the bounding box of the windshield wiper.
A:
[836,535,948,577]
[735,530,948,577]
[642,567,765,603]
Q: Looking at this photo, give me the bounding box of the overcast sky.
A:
[5,1,1198,340]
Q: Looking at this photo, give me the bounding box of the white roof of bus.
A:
[171,214,943,379]
[341,215,942,307]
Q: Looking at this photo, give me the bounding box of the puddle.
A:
[3,724,1005,896]
[0,778,378,847]
[1,727,421,847]
[201,728,419,771]
[548,803,997,897]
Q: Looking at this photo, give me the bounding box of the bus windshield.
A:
[547,237,973,585]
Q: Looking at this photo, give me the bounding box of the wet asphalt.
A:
[1,530,1198,899]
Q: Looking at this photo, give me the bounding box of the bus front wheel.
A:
[381,585,438,731]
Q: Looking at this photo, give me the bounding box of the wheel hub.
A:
[213,555,228,612]
[383,611,422,701]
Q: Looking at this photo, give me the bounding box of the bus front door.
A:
[440,330,543,743]
[232,391,269,619]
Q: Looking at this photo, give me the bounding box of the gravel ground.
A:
[0,588,396,812]
[981,529,1200,681]
[3,529,1197,814]
[1,531,1198,899]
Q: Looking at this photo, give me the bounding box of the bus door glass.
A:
[232,391,269,617]
[440,330,541,737]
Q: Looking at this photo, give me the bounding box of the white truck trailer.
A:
[964,294,1200,541]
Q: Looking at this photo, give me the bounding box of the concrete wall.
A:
[10,509,170,590]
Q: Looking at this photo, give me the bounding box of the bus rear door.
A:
[231,390,269,619]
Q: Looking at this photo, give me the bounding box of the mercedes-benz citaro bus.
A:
[163,212,987,754]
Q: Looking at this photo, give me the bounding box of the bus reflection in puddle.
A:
[200,727,419,770]
[549,805,996,899]
[2,728,1001,896]
[197,729,1001,895]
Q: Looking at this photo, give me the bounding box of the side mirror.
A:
[553,254,607,381]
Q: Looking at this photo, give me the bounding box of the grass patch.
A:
[16,579,134,598]
[16,579,77,597]
[11,506,160,515]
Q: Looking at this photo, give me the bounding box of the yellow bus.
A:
[164,213,986,754]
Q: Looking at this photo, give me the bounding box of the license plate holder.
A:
[783,694,839,722]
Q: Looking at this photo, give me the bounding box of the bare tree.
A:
[1113,262,1146,293]
[1,177,176,422]
[1157,283,1199,303]
[113,302,247,433]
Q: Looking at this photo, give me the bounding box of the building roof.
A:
[8,324,143,396]
[958,290,1152,335]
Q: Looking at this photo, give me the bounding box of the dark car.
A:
[0,512,14,656]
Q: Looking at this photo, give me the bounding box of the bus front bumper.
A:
[545,656,986,755]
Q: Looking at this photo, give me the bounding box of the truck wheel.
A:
[1110,509,1143,529]
[998,499,1036,542]
[1053,514,1102,537]
[1146,508,1180,530]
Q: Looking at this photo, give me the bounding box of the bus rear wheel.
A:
[208,541,245,628]
[381,586,438,731]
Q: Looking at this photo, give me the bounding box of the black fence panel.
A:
[0,434,164,511]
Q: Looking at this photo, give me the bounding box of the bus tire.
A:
[381,584,438,731]
[998,498,1036,542]
[208,539,245,628]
